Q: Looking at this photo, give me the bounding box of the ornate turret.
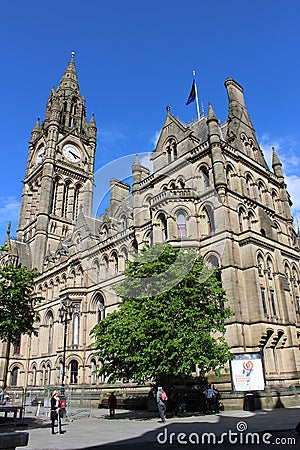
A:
[30,118,41,142]
[132,154,142,192]
[207,103,226,199]
[87,113,97,141]
[272,146,284,181]
[224,78,268,168]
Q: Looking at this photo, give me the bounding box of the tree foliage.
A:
[91,244,233,383]
[0,260,40,344]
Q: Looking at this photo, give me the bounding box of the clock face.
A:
[63,144,81,163]
[36,146,45,164]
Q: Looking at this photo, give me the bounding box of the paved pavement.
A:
[6,406,300,449]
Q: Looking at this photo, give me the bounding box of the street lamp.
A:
[58,295,74,398]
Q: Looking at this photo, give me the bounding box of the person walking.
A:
[50,390,63,435]
[108,392,117,419]
[156,386,167,423]
[203,384,217,415]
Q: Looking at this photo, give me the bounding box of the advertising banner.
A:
[230,353,265,391]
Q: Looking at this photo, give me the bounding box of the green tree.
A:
[0,263,40,344]
[91,244,233,384]
[0,249,41,388]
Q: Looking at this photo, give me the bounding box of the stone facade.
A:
[1,56,300,390]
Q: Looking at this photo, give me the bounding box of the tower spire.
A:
[56,52,79,94]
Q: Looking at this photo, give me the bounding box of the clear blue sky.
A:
[1,0,300,244]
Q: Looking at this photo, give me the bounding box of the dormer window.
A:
[165,138,177,163]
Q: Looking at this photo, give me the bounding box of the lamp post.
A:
[58,295,74,400]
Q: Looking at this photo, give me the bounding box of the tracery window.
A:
[165,138,177,163]
[97,295,105,322]
[11,367,19,387]
[72,313,80,346]
[70,360,78,384]
[177,213,187,238]
[158,213,168,242]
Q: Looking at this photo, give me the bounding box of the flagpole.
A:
[193,70,201,120]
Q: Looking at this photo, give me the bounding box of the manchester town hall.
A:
[0,55,299,393]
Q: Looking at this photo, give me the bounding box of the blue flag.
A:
[186,80,196,105]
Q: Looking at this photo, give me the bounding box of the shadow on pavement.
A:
[84,408,300,450]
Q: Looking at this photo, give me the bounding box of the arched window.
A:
[257,255,264,277]
[284,264,290,281]
[177,178,185,189]
[102,226,108,240]
[206,254,222,297]
[120,215,127,231]
[70,270,76,287]
[248,211,255,230]
[112,252,118,274]
[257,181,264,203]
[11,367,19,387]
[245,175,252,197]
[32,365,37,386]
[98,297,105,322]
[61,274,67,290]
[271,190,279,213]
[260,287,268,316]
[131,239,138,254]
[42,364,47,386]
[73,184,81,220]
[78,267,84,286]
[158,214,168,242]
[205,205,215,234]
[266,258,273,279]
[238,208,246,232]
[13,336,21,355]
[103,256,109,278]
[91,358,97,383]
[121,247,129,269]
[72,313,80,346]
[177,213,187,238]
[270,290,277,316]
[47,312,54,354]
[62,181,71,218]
[70,360,78,384]
[46,364,51,386]
[165,138,177,163]
[201,167,210,189]
[94,260,101,283]
[226,166,232,189]
[51,177,60,215]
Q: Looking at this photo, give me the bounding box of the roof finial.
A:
[71,51,75,59]
[7,221,11,237]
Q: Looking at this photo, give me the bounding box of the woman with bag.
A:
[156,386,168,423]
[50,390,63,435]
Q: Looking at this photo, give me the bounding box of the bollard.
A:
[35,400,42,416]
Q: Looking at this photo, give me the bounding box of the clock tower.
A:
[17,54,97,271]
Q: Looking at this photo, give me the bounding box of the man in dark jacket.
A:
[108,393,117,418]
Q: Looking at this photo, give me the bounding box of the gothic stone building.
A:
[1,56,300,390]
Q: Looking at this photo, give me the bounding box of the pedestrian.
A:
[212,385,221,413]
[50,390,62,435]
[203,384,217,414]
[108,392,117,418]
[156,386,167,423]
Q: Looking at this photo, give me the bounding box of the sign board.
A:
[230,353,265,392]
